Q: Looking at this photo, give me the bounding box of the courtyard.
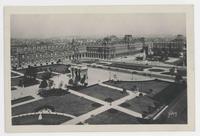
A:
[11,63,187,125]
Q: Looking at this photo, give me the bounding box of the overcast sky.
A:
[11,13,186,39]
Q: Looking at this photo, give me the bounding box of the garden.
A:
[76,84,128,102]
[120,95,160,117]
[105,62,151,71]
[11,76,40,87]
[148,68,165,72]
[11,72,20,77]
[16,64,71,74]
[85,109,141,124]
[12,93,102,117]
[103,79,171,97]
[12,113,72,125]
[12,96,35,105]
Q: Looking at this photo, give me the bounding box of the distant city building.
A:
[11,39,87,68]
[11,35,144,68]
[10,34,186,69]
[147,35,186,57]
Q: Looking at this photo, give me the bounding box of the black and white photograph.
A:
[4,5,195,132]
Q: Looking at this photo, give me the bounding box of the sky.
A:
[11,13,186,39]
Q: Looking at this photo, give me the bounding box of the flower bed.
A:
[12,113,72,125]
[12,96,34,105]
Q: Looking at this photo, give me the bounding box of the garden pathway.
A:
[62,85,143,125]
[11,70,24,76]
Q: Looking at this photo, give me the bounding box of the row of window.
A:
[13,44,86,53]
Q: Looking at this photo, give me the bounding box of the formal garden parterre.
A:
[11,63,187,125]
[12,93,102,117]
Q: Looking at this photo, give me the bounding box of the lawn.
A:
[11,76,23,86]
[11,72,20,77]
[36,72,58,79]
[12,114,72,125]
[16,64,71,74]
[11,76,40,87]
[117,81,186,120]
[148,68,165,72]
[85,109,141,124]
[12,96,35,105]
[120,95,159,116]
[11,86,17,91]
[161,69,187,76]
[12,93,102,117]
[11,70,58,87]
[38,88,70,97]
[77,84,128,102]
[104,79,186,117]
[105,63,151,71]
[81,60,96,64]
[153,83,186,105]
[103,79,170,97]
[154,90,187,124]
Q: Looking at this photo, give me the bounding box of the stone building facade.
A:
[11,35,185,69]
[11,35,144,68]
[151,35,186,57]
[11,39,87,68]
[86,42,143,59]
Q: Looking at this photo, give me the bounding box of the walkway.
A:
[11,66,168,125]
[62,105,111,125]
[11,70,24,76]
[12,96,42,108]
[68,89,107,105]
[62,83,143,124]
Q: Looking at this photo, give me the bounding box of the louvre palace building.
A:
[11,35,186,69]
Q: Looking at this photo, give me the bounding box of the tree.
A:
[24,66,37,80]
[149,89,153,94]
[57,59,61,64]
[39,80,48,88]
[48,80,54,89]
[65,67,70,73]
[68,79,73,85]
[132,85,137,91]
[175,73,183,83]
[139,93,143,96]
[18,79,24,87]
[23,66,38,86]
[42,71,52,80]
[170,67,175,75]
